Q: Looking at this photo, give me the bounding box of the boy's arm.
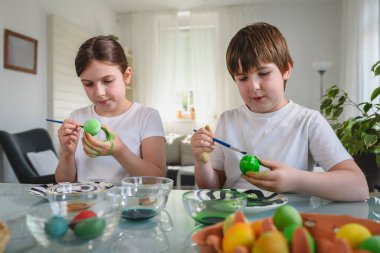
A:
[242,159,368,201]
[194,160,226,188]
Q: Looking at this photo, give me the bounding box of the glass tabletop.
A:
[1,183,379,253]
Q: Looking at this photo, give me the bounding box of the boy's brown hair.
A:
[226,22,293,82]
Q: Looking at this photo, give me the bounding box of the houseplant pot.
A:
[320,60,380,191]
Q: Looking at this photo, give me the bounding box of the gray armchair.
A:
[0,128,56,184]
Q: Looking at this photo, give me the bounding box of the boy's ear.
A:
[124,67,132,84]
[283,62,292,80]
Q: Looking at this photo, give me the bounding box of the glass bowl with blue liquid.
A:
[110,176,173,220]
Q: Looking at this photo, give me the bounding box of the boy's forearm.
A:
[194,161,222,189]
[293,169,369,201]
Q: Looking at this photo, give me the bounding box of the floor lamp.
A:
[313,61,332,98]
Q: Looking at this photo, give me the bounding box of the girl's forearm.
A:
[55,153,77,182]
[194,161,222,189]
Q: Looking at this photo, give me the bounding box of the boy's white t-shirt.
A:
[211,100,352,189]
[70,103,165,184]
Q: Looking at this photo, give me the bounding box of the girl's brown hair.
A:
[226,22,293,79]
[75,36,128,76]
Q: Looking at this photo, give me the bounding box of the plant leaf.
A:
[363,103,372,114]
[320,99,332,110]
[363,134,378,148]
[332,107,343,118]
[327,87,339,98]
[376,154,380,167]
[370,87,380,101]
[371,60,380,72]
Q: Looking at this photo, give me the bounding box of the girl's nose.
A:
[94,83,106,96]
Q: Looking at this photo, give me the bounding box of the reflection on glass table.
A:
[109,209,173,253]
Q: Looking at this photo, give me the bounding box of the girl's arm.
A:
[113,136,166,177]
[55,119,80,182]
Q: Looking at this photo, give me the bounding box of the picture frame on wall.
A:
[3,29,38,74]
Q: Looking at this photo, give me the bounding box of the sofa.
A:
[165,133,196,189]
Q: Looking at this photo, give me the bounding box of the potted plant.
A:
[320,61,380,190]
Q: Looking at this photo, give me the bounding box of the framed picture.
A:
[3,29,38,74]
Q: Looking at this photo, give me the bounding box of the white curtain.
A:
[125,6,257,130]
[341,0,380,117]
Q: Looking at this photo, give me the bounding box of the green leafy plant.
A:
[320,61,380,166]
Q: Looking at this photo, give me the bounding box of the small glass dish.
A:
[182,189,247,225]
[46,182,107,211]
[26,200,121,253]
[109,176,173,220]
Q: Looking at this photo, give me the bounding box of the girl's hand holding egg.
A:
[82,119,117,157]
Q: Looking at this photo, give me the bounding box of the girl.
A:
[55,36,166,184]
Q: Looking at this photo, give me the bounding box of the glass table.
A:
[1,183,380,253]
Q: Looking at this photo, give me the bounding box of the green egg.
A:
[74,217,105,240]
[44,216,69,238]
[83,119,101,136]
[240,155,260,174]
[359,236,380,253]
[273,205,302,231]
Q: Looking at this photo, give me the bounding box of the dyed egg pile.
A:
[198,204,380,253]
[44,210,105,240]
[83,119,101,136]
[240,155,260,174]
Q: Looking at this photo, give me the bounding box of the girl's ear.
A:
[283,62,292,80]
[124,67,132,84]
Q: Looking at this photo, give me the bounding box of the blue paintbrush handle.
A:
[212,138,231,148]
[46,119,64,124]
[46,119,83,127]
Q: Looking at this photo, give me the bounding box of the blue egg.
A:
[44,216,69,238]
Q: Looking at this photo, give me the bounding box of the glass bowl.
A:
[109,176,173,220]
[26,199,121,253]
[182,189,247,225]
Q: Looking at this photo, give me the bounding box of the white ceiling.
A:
[101,0,301,14]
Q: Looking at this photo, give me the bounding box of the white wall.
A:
[0,0,119,182]
[252,0,341,110]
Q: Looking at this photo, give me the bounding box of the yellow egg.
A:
[336,223,371,249]
[222,222,255,253]
[252,231,289,253]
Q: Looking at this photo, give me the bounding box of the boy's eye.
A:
[237,76,248,81]
[259,71,270,76]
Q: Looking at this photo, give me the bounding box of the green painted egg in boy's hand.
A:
[240,155,260,174]
[83,119,101,136]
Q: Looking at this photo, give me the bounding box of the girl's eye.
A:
[103,79,113,84]
[82,82,93,87]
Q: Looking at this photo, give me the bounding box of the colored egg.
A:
[359,236,380,253]
[240,155,260,174]
[222,222,254,253]
[74,217,105,240]
[44,216,69,238]
[70,210,97,229]
[253,231,289,253]
[83,119,101,136]
[336,223,371,249]
[273,205,302,231]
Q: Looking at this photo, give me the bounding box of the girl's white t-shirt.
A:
[211,100,352,189]
[70,103,165,184]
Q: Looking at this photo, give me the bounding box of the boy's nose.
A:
[250,76,260,91]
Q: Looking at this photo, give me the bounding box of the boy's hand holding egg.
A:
[82,119,116,157]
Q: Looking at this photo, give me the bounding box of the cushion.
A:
[26,149,58,176]
[165,133,186,165]
[181,135,195,166]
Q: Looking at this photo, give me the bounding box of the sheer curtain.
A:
[341,0,380,117]
[125,6,256,131]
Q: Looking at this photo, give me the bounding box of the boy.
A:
[190,22,368,201]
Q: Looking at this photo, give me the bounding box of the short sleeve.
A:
[141,108,165,140]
